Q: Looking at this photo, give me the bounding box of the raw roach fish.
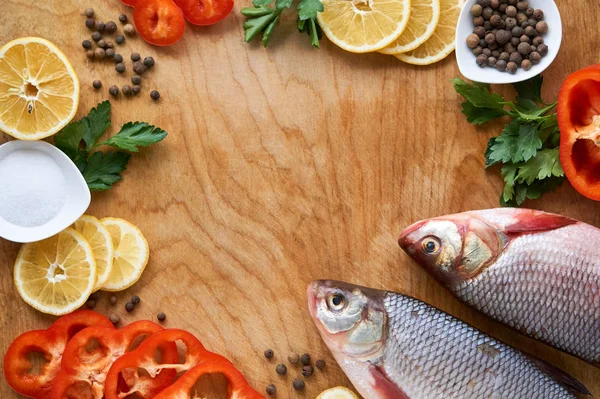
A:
[308,280,588,399]
[398,208,600,365]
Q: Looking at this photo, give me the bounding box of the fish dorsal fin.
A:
[526,355,591,396]
[369,364,411,399]
[502,210,577,234]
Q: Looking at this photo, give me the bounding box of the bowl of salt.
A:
[0,140,90,243]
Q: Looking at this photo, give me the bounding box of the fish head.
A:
[307,280,385,360]
[398,214,507,285]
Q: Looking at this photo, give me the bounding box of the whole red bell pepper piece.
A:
[4,310,113,398]
[105,329,263,399]
[558,64,600,200]
[50,320,177,399]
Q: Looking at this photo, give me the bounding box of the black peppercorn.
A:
[131,295,140,304]
[275,364,287,375]
[157,312,166,321]
[131,75,142,85]
[300,353,311,365]
[292,379,305,391]
[86,18,96,29]
[82,39,92,49]
[125,301,134,311]
[115,35,125,45]
[115,63,126,73]
[119,14,128,23]
[143,56,155,67]
[93,80,102,89]
[264,349,274,359]
[315,359,325,370]
[150,90,160,100]
[105,21,117,34]
[266,384,276,396]
[91,31,102,42]
[113,54,124,63]
[84,7,94,17]
[301,365,313,377]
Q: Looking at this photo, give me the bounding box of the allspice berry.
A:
[91,31,102,42]
[84,7,94,17]
[473,16,484,26]
[470,4,483,16]
[485,32,496,44]
[529,51,541,64]
[94,48,105,59]
[115,63,126,73]
[490,14,503,28]
[476,54,488,67]
[535,21,548,34]
[82,39,92,49]
[115,35,125,45]
[105,48,115,58]
[505,5,517,17]
[518,41,532,55]
[131,75,142,85]
[109,85,119,96]
[524,25,535,37]
[97,39,107,49]
[86,18,96,29]
[150,90,160,100]
[495,29,510,44]
[119,14,128,23]
[488,56,497,66]
[472,46,483,56]
[105,21,117,34]
[537,44,548,56]
[124,24,136,36]
[498,51,509,61]
[133,61,147,74]
[521,59,533,70]
[495,59,507,71]
[132,85,141,95]
[93,80,102,89]
[533,9,543,20]
[507,61,518,73]
[466,34,479,49]
[482,7,493,20]
[532,36,544,46]
[86,50,95,60]
[122,84,133,96]
[474,26,486,38]
[509,52,522,64]
[95,20,105,32]
[516,1,528,11]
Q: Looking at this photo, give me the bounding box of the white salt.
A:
[0,150,67,227]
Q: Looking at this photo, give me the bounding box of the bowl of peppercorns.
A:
[455,0,562,84]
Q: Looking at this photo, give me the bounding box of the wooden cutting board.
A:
[0,0,597,397]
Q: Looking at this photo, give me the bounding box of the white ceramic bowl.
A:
[0,140,90,243]
[456,0,562,84]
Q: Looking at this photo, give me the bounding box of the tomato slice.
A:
[134,0,186,46]
[121,0,138,6]
[4,311,113,399]
[50,321,176,399]
[173,0,234,26]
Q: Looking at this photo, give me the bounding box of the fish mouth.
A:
[398,219,427,251]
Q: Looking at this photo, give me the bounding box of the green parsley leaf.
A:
[98,122,167,152]
[461,101,507,125]
[298,0,324,20]
[54,119,87,159]
[451,78,507,110]
[83,101,111,149]
[262,13,281,47]
[82,151,131,191]
[515,148,563,184]
[513,75,543,104]
[275,0,293,9]
[488,120,541,164]
[242,8,282,45]
[253,0,274,7]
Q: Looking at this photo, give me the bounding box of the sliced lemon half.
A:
[101,218,149,292]
[74,215,114,292]
[395,0,464,65]
[317,0,412,53]
[317,387,360,399]
[14,228,96,315]
[0,37,79,140]
[380,0,440,54]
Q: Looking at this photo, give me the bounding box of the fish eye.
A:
[421,237,441,255]
[327,293,346,312]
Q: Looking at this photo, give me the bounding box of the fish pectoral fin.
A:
[526,355,591,396]
[501,211,577,234]
[369,364,411,399]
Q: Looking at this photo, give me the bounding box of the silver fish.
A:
[308,280,588,399]
[398,208,600,365]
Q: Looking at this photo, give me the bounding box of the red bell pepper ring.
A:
[50,320,177,399]
[154,360,264,399]
[558,64,600,200]
[4,310,113,398]
[105,329,262,399]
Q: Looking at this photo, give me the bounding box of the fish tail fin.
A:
[526,355,591,396]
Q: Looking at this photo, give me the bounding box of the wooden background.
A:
[0,0,598,397]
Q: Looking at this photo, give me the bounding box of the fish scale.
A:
[453,224,600,362]
[381,292,575,398]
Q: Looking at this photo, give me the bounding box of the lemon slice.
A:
[317,0,411,53]
[101,218,149,291]
[317,387,360,399]
[74,215,114,292]
[380,0,440,54]
[14,228,96,315]
[0,37,79,140]
[395,0,463,64]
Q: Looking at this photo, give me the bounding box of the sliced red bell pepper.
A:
[558,64,600,200]
[4,310,113,398]
[104,329,262,399]
[154,360,264,398]
[50,320,177,399]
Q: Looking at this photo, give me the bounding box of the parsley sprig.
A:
[452,76,563,206]
[242,0,323,48]
[54,101,167,191]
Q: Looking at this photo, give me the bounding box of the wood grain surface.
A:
[0,0,598,397]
